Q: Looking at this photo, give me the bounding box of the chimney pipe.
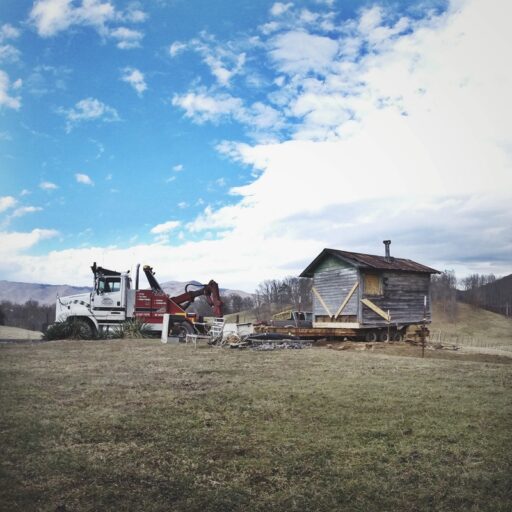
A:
[383,240,391,260]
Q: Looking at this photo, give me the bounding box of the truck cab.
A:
[90,271,134,324]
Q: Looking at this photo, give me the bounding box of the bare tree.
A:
[431,270,458,322]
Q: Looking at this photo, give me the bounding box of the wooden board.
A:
[335,281,359,318]
[312,286,333,317]
[361,298,390,321]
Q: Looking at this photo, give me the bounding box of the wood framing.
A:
[334,281,359,318]
[312,286,333,317]
[361,298,390,322]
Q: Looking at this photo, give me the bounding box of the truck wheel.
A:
[70,318,96,339]
[365,331,378,342]
[177,321,195,342]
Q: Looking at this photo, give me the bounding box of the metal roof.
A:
[300,248,440,278]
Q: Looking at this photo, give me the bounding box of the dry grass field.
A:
[1,339,511,512]
[431,302,512,354]
[0,325,43,341]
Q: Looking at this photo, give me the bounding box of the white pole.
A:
[161,314,170,344]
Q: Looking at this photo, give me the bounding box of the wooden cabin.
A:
[300,241,439,331]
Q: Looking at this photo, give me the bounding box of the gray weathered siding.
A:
[313,266,359,319]
[361,271,431,326]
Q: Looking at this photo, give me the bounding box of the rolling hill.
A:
[0,279,252,306]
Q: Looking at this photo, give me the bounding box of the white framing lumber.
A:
[312,286,333,317]
[334,281,359,319]
[361,298,391,322]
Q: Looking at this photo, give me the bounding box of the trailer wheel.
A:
[393,331,403,342]
[379,330,391,342]
[177,321,195,342]
[365,331,378,342]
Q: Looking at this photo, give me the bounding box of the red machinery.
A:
[134,265,223,336]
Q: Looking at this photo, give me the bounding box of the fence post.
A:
[161,314,170,344]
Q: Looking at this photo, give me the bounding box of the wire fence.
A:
[429,330,512,352]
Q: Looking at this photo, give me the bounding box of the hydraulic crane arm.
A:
[142,264,224,317]
[171,280,224,317]
[142,265,164,293]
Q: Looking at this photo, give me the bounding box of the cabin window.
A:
[98,277,121,293]
[364,274,382,295]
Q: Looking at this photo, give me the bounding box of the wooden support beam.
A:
[361,298,391,322]
[334,281,359,319]
[312,286,333,317]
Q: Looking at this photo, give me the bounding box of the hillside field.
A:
[431,302,512,352]
[0,340,511,512]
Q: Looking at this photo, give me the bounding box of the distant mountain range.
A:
[0,280,252,306]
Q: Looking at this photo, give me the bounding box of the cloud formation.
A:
[75,173,94,185]
[59,97,119,131]
[2,0,511,289]
[0,71,21,110]
[120,67,147,95]
[0,196,17,213]
[39,181,58,190]
[29,0,146,49]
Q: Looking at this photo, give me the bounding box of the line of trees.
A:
[253,277,313,321]
[458,273,512,317]
[431,270,459,321]
[431,270,512,321]
[0,300,55,332]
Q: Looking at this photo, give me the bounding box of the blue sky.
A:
[0,0,511,289]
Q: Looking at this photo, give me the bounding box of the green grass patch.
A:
[0,340,511,511]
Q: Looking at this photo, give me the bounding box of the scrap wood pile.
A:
[215,332,313,350]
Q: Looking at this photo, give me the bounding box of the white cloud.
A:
[28,0,147,48]
[270,3,294,17]
[172,90,283,139]
[59,97,119,131]
[177,201,188,209]
[150,220,181,235]
[172,164,183,172]
[39,181,58,190]
[75,173,94,185]
[0,45,21,63]
[269,30,338,75]
[110,27,143,49]
[11,206,43,218]
[171,32,246,86]
[149,220,182,244]
[0,196,17,213]
[0,24,21,42]
[169,41,186,57]
[29,0,115,37]
[172,91,244,124]
[0,23,22,60]
[0,228,58,256]
[120,67,147,95]
[0,71,21,110]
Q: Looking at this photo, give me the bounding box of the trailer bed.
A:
[254,325,359,339]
